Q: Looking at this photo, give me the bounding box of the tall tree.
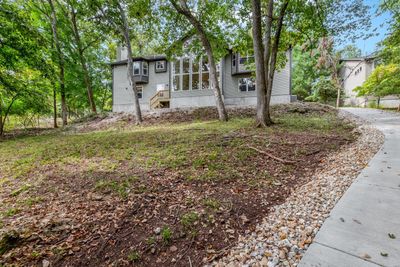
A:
[64,0,97,113]
[91,0,150,123]
[169,0,228,121]
[47,0,68,126]
[250,0,371,125]
[0,0,51,136]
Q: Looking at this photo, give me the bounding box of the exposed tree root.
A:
[247,145,297,164]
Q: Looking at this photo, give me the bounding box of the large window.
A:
[172,57,220,91]
[239,77,256,92]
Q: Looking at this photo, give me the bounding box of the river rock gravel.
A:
[210,110,384,267]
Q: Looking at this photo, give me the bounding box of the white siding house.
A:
[111,48,293,112]
[339,56,377,106]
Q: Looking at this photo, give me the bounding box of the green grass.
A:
[161,226,172,244]
[181,212,199,228]
[0,111,354,215]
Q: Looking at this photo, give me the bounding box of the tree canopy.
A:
[0,0,376,135]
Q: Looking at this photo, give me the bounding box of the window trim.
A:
[155,60,167,72]
[133,61,141,75]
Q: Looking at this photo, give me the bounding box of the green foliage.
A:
[306,79,339,104]
[338,44,362,59]
[127,250,141,262]
[355,64,400,97]
[202,198,220,210]
[180,212,199,229]
[379,0,400,65]
[160,226,172,244]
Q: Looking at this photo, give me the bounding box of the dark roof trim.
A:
[340,55,377,62]
[110,55,167,66]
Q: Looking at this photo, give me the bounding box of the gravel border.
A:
[211,110,384,267]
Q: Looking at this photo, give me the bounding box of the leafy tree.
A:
[306,78,339,104]
[339,44,362,59]
[379,0,400,64]
[354,64,400,108]
[163,0,239,122]
[250,0,371,126]
[0,0,52,136]
[90,0,158,123]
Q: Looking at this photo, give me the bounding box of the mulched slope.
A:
[0,103,356,266]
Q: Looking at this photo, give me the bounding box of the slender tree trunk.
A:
[0,114,3,137]
[69,4,97,113]
[116,2,142,123]
[48,0,67,126]
[53,86,58,128]
[171,0,228,121]
[203,38,228,122]
[265,0,289,125]
[252,0,268,127]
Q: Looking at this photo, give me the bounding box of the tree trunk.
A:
[264,0,289,125]
[171,0,228,121]
[53,86,58,128]
[336,85,341,108]
[69,4,97,113]
[252,0,268,127]
[48,0,67,126]
[0,114,3,137]
[203,38,228,122]
[116,2,142,123]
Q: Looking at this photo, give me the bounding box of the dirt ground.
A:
[0,103,357,266]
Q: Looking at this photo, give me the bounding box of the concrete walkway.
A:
[299,108,400,267]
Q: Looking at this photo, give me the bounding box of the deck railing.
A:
[150,89,170,109]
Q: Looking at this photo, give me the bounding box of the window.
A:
[238,54,254,72]
[182,58,190,90]
[137,86,143,99]
[171,57,220,91]
[155,60,166,72]
[173,61,181,91]
[142,61,148,76]
[239,77,256,92]
[232,54,236,67]
[201,59,210,90]
[133,62,140,75]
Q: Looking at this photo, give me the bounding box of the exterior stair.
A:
[150,89,170,109]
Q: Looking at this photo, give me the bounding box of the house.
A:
[111,47,293,112]
[339,56,378,106]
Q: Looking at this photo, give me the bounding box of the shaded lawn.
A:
[0,110,355,266]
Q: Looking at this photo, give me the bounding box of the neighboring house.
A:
[339,56,377,106]
[111,47,293,112]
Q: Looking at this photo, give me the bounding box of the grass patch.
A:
[127,250,141,262]
[161,226,172,244]
[181,212,199,229]
[95,176,138,198]
[10,184,31,197]
[2,208,20,218]
[202,198,220,210]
